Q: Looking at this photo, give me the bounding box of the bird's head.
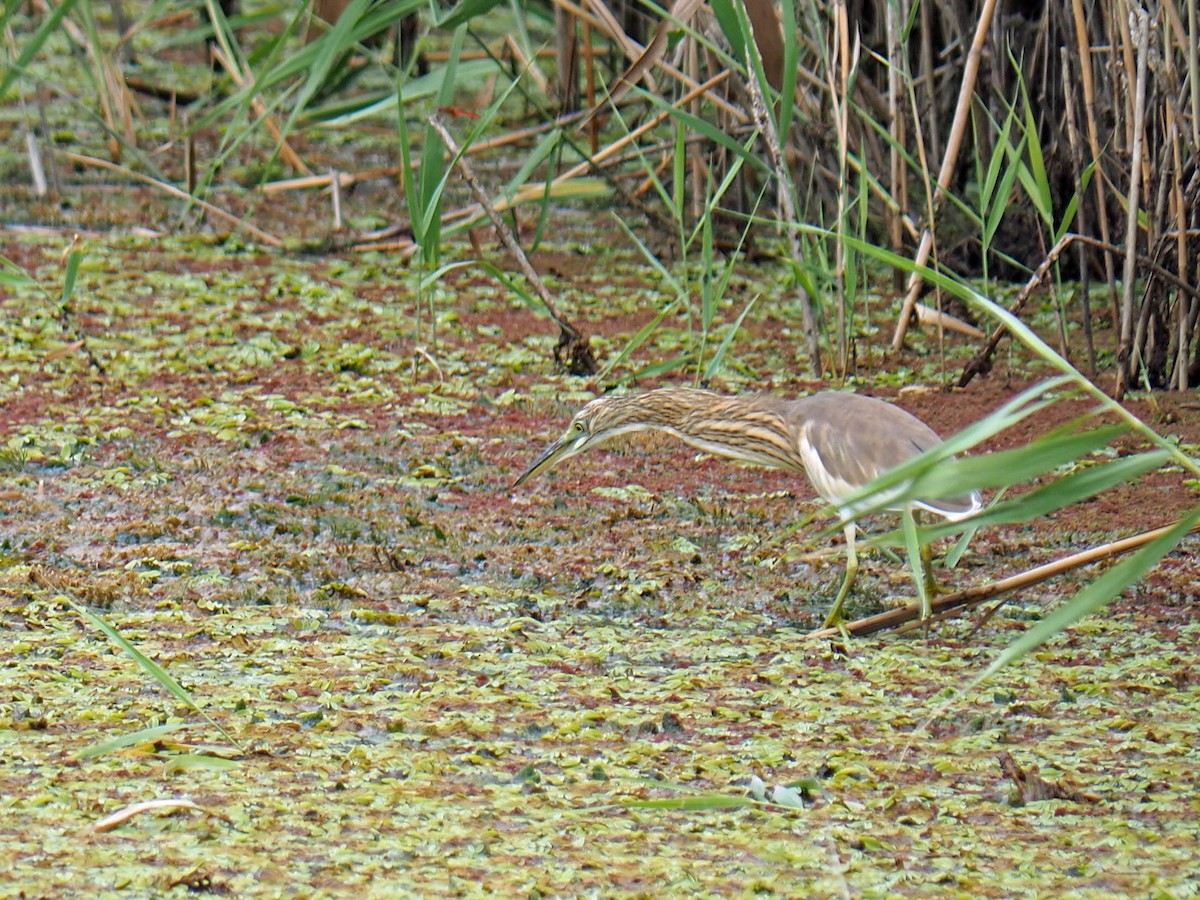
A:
[512,395,644,487]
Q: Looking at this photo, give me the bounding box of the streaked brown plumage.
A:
[514,388,981,624]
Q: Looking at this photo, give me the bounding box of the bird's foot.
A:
[923,573,947,598]
[821,609,843,630]
[822,570,857,630]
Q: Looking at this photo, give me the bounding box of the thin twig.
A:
[259,110,593,196]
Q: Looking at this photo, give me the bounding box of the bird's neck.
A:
[628,388,726,428]
[627,390,803,473]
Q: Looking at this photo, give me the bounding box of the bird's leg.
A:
[914,509,951,599]
[920,542,946,598]
[901,506,931,621]
[822,522,858,628]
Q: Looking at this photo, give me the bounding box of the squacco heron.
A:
[513,388,981,626]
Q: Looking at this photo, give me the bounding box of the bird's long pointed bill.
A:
[512,436,573,488]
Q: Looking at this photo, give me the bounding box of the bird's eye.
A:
[573,422,586,432]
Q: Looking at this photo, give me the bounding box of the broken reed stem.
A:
[958,231,1200,389]
[427,113,595,375]
[805,521,1200,640]
[24,127,47,196]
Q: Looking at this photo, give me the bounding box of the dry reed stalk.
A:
[329,167,343,232]
[504,34,549,98]
[422,46,567,62]
[260,110,593,197]
[579,0,660,93]
[805,521,1200,639]
[7,25,51,196]
[261,166,404,194]
[583,18,598,154]
[594,0,705,112]
[1170,124,1189,388]
[91,798,232,834]
[1115,0,1139,152]
[913,304,984,339]
[631,149,674,198]
[549,0,744,120]
[917,0,937,164]
[1116,2,1153,397]
[24,127,47,196]
[1190,0,1200,146]
[685,33,702,224]
[586,131,746,182]
[351,238,417,256]
[1162,3,1194,389]
[555,7,578,113]
[1069,0,1120,327]
[891,0,1001,351]
[554,4,578,112]
[885,0,908,292]
[183,124,195,194]
[1130,129,1176,389]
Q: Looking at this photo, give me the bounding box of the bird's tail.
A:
[914,491,983,521]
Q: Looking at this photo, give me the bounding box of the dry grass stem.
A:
[891,0,1001,351]
[54,150,283,247]
[210,45,312,177]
